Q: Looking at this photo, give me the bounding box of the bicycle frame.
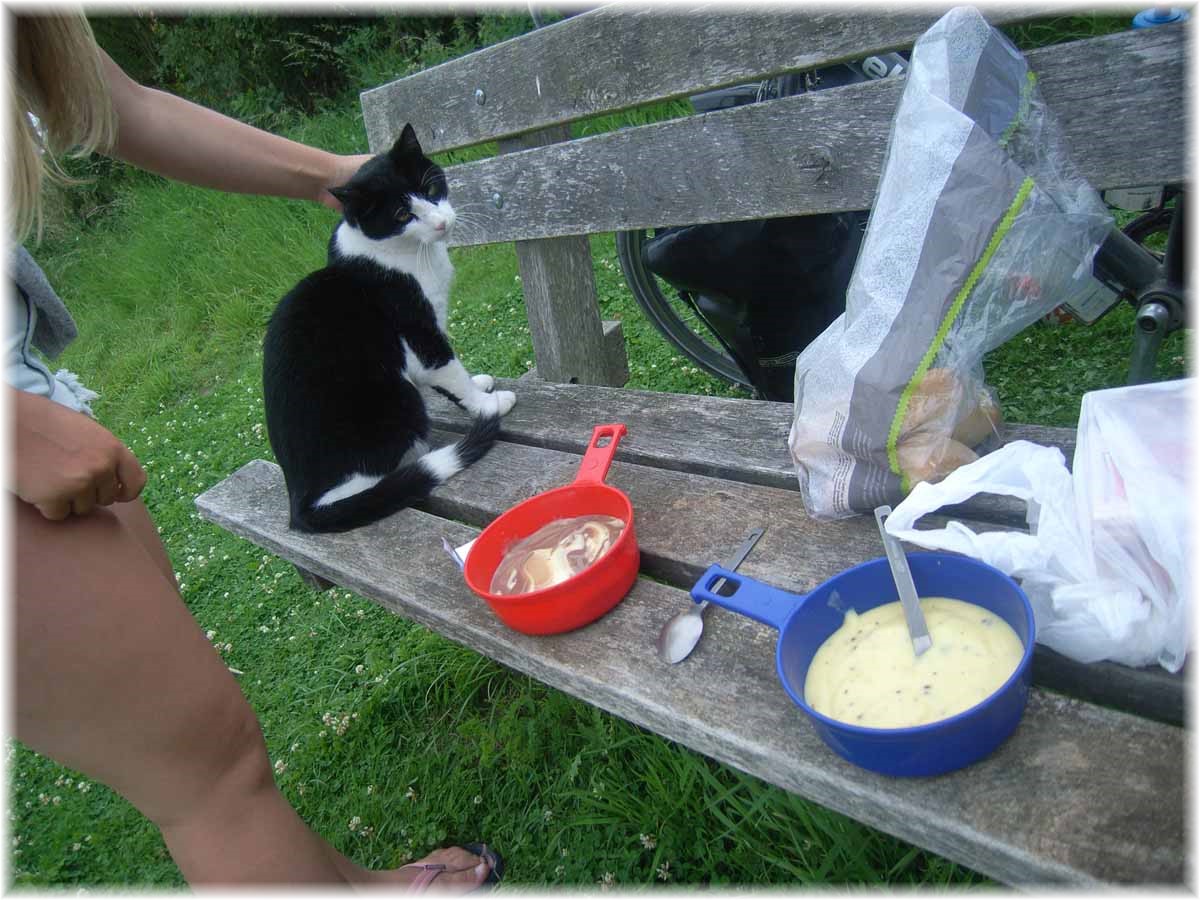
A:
[1091,190,1186,383]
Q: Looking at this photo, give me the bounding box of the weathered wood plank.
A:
[195,458,1185,886]
[418,431,1184,724]
[498,124,628,386]
[425,377,1077,493]
[428,25,1186,247]
[362,5,1070,155]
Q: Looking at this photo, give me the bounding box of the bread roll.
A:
[952,389,1003,448]
[897,433,978,485]
[901,368,962,435]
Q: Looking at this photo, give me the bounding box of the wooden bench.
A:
[199,383,1185,886]
[197,6,1187,887]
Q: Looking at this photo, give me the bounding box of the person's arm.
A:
[9,387,146,519]
[99,51,371,211]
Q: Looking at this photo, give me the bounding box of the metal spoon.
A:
[874,505,932,656]
[656,528,764,664]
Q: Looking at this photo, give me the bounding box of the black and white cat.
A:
[262,123,515,533]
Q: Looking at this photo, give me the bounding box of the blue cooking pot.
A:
[691,552,1035,777]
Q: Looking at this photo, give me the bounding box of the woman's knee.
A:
[149,688,275,830]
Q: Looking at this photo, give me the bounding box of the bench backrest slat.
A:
[429,25,1185,247]
[362,5,1068,155]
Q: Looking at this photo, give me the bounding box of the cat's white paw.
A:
[483,389,516,417]
[471,373,495,392]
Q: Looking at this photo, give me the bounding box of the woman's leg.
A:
[13,496,492,889]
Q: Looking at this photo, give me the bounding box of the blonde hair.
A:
[9,12,116,241]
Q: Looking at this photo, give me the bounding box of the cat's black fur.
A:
[262,124,515,533]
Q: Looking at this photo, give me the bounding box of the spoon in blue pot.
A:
[874,505,932,656]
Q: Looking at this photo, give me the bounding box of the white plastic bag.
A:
[884,379,1191,672]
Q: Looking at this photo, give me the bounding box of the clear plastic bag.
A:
[884,379,1191,673]
[788,6,1112,518]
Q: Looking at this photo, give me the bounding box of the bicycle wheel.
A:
[1122,203,1174,260]
[615,228,754,391]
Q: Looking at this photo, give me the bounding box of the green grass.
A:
[9,11,1190,890]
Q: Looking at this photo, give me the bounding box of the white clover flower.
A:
[639,833,656,850]
[598,872,615,891]
[354,664,365,674]
[348,816,361,832]
[473,795,483,806]
[656,862,671,882]
[274,760,288,775]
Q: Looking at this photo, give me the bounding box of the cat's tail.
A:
[291,414,502,533]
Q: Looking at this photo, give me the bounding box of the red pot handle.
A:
[573,423,627,485]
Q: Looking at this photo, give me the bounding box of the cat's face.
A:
[330,123,455,244]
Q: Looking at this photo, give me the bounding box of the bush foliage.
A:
[87,13,541,128]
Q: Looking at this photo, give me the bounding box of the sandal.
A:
[402,843,504,893]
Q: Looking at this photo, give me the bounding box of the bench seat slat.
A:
[363,5,1069,155]
[426,379,1064,529]
[195,457,1184,887]
[430,25,1185,247]
[424,377,1076,489]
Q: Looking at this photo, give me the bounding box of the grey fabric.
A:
[842,125,1031,511]
[11,244,77,359]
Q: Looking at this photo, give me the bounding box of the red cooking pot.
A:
[464,423,639,635]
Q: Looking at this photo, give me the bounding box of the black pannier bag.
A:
[640,210,868,400]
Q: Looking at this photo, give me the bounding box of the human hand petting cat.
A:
[319,153,374,212]
[10,388,146,520]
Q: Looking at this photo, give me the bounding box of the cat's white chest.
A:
[334,223,454,328]
[411,247,454,328]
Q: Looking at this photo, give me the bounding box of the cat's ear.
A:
[390,123,423,159]
[329,185,377,223]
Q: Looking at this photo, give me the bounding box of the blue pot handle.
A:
[689,565,801,632]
